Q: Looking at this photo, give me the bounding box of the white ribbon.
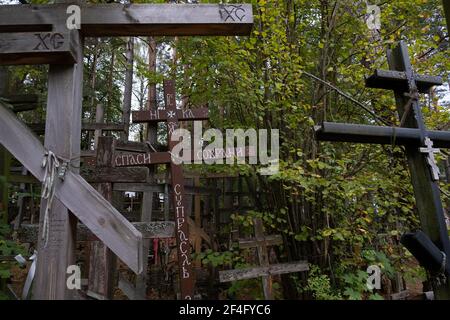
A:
[21,251,37,300]
[41,151,60,247]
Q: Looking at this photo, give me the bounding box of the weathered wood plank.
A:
[239,235,283,249]
[132,108,209,123]
[164,80,194,299]
[81,167,149,183]
[113,182,218,195]
[1,94,39,113]
[114,152,171,167]
[219,261,309,282]
[23,122,125,135]
[115,140,150,153]
[88,136,116,300]
[0,32,77,65]
[18,222,175,242]
[82,123,125,131]
[0,100,144,275]
[113,146,257,167]
[0,4,253,36]
[33,26,82,299]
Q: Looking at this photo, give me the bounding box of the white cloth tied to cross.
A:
[40,150,69,247]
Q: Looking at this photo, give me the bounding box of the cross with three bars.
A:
[0,2,253,300]
[315,41,450,299]
[127,79,255,299]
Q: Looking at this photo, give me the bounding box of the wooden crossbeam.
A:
[365,69,442,93]
[239,235,283,249]
[17,221,174,242]
[132,108,209,123]
[0,4,253,36]
[113,182,219,195]
[1,94,39,112]
[113,152,171,167]
[81,166,149,183]
[315,122,450,148]
[0,31,77,65]
[219,261,309,283]
[0,98,143,274]
[220,218,307,299]
[25,122,125,135]
[112,146,256,167]
[81,123,125,131]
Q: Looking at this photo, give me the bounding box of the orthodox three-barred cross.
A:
[315,41,450,299]
[0,2,253,299]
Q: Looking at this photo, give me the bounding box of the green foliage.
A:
[196,249,242,268]
[305,265,342,300]
[0,223,26,300]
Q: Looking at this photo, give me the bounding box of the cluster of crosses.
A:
[2,1,447,301]
[0,1,256,300]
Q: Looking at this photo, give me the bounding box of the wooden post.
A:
[164,80,194,299]
[253,218,273,300]
[0,67,10,224]
[87,136,117,300]
[194,177,202,267]
[33,25,83,300]
[121,37,134,141]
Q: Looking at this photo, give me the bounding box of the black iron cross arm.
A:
[315,122,450,148]
[366,69,443,94]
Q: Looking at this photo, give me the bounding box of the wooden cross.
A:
[315,41,450,298]
[164,79,194,299]
[219,218,309,300]
[0,2,252,299]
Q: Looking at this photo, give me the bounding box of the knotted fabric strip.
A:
[40,150,60,247]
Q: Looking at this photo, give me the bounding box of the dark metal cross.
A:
[315,41,450,299]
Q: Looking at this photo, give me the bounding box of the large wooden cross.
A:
[0,2,253,299]
[219,218,309,300]
[315,41,450,299]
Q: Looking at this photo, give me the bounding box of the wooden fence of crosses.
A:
[0,2,253,300]
[315,41,450,299]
